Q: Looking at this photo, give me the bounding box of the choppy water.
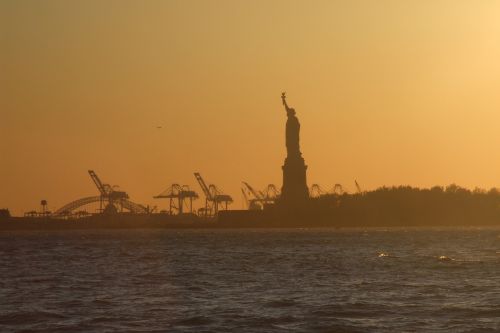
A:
[1,228,500,332]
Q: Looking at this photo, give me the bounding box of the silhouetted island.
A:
[2,184,500,230]
[2,94,500,230]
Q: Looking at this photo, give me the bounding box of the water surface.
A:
[1,228,500,332]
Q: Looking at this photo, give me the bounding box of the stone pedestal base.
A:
[281,155,309,205]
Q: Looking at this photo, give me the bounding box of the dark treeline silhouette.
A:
[304,184,500,227]
[0,209,11,219]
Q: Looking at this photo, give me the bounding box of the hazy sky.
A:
[2,0,500,215]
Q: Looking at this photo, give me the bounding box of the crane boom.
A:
[355,180,362,193]
[88,170,107,195]
[242,182,264,200]
[241,188,249,208]
[194,172,232,217]
[194,172,213,200]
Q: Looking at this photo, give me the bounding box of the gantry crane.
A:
[263,184,280,203]
[88,170,128,213]
[242,182,265,210]
[309,184,328,198]
[194,172,233,218]
[241,182,281,209]
[331,183,346,195]
[154,184,198,215]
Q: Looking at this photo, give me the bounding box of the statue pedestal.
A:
[281,155,309,205]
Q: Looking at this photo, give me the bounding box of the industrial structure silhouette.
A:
[24,93,310,219]
[1,93,309,225]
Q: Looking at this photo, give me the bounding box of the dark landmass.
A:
[0,209,11,219]
[297,184,500,227]
[2,185,500,231]
[221,187,500,228]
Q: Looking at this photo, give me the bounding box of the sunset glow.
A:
[3,0,500,214]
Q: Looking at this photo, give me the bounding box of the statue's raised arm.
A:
[281,92,291,112]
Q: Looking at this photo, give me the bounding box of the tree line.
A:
[307,184,500,227]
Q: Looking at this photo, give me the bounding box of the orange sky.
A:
[2,0,500,215]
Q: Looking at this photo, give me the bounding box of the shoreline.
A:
[2,215,500,232]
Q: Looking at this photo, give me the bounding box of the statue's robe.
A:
[281,103,309,205]
[286,113,301,157]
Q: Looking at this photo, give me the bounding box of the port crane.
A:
[310,184,328,198]
[240,182,281,209]
[194,172,233,218]
[331,183,346,195]
[88,170,129,213]
[242,182,266,210]
[262,184,280,203]
[355,180,363,194]
[154,184,198,215]
[241,188,251,209]
[54,170,147,217]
